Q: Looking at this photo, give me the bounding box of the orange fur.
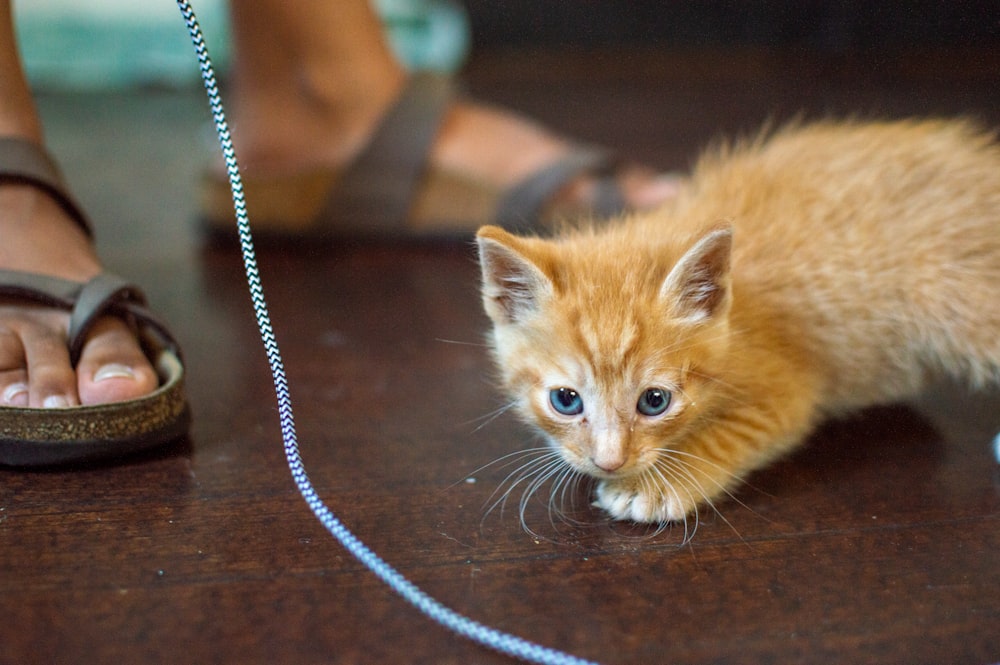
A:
[477,119,1000,524]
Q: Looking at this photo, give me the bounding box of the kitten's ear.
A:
[660,223,733,323]
[476,225,555,325]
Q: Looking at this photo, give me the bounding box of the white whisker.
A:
[468,439,595,539]
[482,450,564,521]
[434,338,489,347]
[660,447,772,516]
[647,462,695,543]
[487,454,559,505]
[547,466,588,530]
[444,446,550,491]
[462,398,522,434]
[655,453,748,542]
[518,459,567,537]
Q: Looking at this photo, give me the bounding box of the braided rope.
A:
[176,2,598,664]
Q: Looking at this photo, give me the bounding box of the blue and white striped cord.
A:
[176,2,597,664]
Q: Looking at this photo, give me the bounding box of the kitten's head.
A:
[476,221,734,482]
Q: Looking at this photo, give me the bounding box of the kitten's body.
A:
[477,119,1000,524]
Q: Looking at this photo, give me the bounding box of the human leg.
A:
[223,0,680,233]
[0,1,157,408]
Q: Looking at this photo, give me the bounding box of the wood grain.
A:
[1,47,997,665]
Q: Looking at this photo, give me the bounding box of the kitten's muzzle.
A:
[591,456,626,473]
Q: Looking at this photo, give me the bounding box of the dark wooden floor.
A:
[1,46,998,665]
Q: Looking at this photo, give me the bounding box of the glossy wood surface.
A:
[1,47,997,665]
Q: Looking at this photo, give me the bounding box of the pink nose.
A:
[592,456,625,473]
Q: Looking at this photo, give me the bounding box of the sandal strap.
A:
[0,269,180,366]
[0,137,92,236]
[319,73,454,235]
[495,147,627,231]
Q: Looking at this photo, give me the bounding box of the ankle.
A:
[0,119,42,143]
[230,65,407,175]
[0,183,100,280]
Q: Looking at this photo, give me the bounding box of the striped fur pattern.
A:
[476,119,1000,527]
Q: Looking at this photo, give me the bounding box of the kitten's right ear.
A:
[476,226,555,325]
[660,223,734,323]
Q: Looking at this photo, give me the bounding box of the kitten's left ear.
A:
[476,225,555,325]
[660,223,733,323]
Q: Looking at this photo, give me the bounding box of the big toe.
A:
[75,316,159,405]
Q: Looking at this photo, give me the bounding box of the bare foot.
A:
[0,181,158,408]
[229,75,682,223]
[431,99,683,213]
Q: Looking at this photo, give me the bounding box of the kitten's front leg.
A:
[593,406,814,524]
[594,474,696,523]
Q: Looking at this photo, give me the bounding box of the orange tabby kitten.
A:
[476,119,1000,525]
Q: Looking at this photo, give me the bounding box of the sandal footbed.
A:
[0,350,189,466]
[0,136,189,465]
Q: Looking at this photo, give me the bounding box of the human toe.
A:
[0,311,81,408]
[75,316,158,405]
[0,326,28,406]
[1,375,29,407]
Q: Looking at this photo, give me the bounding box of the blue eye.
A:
[637,388,671,416]
[549,388,584,416]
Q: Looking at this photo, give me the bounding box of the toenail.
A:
[94,363,137,382]
[2,383,29,405]
[43,395,71,409]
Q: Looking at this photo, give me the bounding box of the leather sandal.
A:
[0,137,189,466]
[198,74,629,240]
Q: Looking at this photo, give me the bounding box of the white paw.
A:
[594,479,685,523]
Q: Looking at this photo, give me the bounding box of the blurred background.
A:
[15,0,999,90]
[14,1,998,262]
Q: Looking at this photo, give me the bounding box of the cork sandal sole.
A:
[0,137,189,466]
